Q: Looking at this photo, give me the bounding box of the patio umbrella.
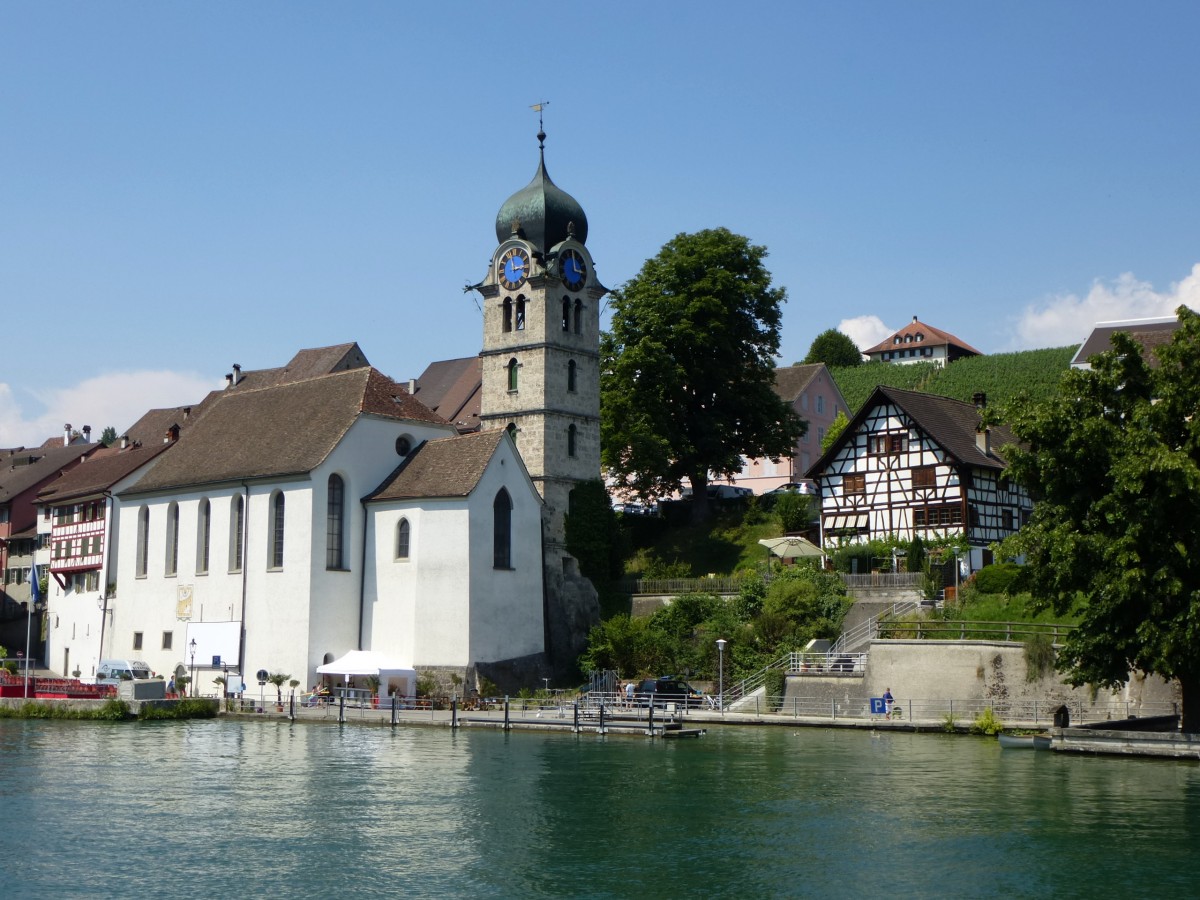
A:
[757,536,825,560]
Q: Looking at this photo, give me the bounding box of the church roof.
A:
[494,131,588,253]
[122,367,447,495]
[413,357,482,433]
[366,430,506,501]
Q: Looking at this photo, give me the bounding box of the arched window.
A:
[136,506,149,577]
[502,298,512,333]
[165,502,179,576]
[326,474,345,570]
[562,297,570,331]
[269,491,285,569]
[197,499,210,574]
[493,488,512,569]
[507,358,519,392]
[567,359,577,392]
[230,495,244,573]
[567,424,577,458]
[396,518,411,560]
[506,422,517,445]
[515,297,526,330]
[573,299,582,335]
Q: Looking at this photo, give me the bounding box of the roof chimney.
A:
[82,425,92,442]
[120,434,130,450]
[183,407,191,420]
[976,426,991,456]
[225,373,233,388]
[408,378,417,394]
[912,315,919,323]
[165,424,180,444]
[232,364,242,385]
[64,424,72,446]
[972,392,987,410]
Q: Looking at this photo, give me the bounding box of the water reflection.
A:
[2,720,1198,898]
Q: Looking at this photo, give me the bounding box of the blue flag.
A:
[30,562,42,604]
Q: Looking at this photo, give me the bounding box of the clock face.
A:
[499,247,530,290]
[561,249,586,290]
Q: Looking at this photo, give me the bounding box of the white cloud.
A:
[1011,264,1200,350]
[837,316,892,354]
[0,370,218,449]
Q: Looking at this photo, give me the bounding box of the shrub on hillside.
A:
[974,562,1023,595]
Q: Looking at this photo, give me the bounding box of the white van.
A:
[97,659,152,684]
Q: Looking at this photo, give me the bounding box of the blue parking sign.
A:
[870,697,887,715]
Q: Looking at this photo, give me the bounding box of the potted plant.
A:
[267,672,291,711]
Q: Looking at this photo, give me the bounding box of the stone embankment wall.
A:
[782,640,1180,719]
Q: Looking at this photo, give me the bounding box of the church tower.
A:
[475,127,606,564]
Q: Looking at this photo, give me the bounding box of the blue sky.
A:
[4,1,1199,446]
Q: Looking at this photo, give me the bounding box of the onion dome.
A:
[495,129,588,253]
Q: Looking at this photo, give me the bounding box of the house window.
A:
[1002,509,1014,531]
[844,473,866,496]
[269,491,285,569]
[567,424,577,458]
[326,474,345,570]
[165,503,179,576]
[912,467,936,489]
[230,495,244,573]
[502,298,513,333]
[133,632,143,651]
[562,297,570,331]
[493,488,512,569]
[871,434,907,455]
[507,358,519,392]
[396,436,412,456]
[506,423,517,445]
[162,631,173,650]
[515,297,526,330]
[197,499,210,574]
[396,519,410,560]
[573,299,582,335]
[816,395,825,414]
[567,359,577,392]
[136,506,149,577]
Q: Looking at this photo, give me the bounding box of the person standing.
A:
[883,687,894,720]
[625,679,635,708]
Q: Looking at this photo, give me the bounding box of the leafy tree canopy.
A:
[802,328,863,367]
[601,228,804,519]
[100,426,118,447]
[1000,307,1200,731]
[821,410,849,454]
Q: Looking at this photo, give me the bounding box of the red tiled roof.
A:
[863,318,982,356]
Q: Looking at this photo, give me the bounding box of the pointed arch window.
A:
[165,502,179,576]
[136,506,149,577]
[506,422,518,445]
[562,297,571,331]
[396,518,411,560]
[567,424,577,458]
[230,495,244,573]
[515,297,526,331]
[197,499,210,574]
[326,474,345,570]
[502,298,513,333]
[567,359,577,393]
[507,358,519,392]
[269,491,285,570]
[493,488,512,569]
[573,299,582,335]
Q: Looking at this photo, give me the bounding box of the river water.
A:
[2,718,1198,898]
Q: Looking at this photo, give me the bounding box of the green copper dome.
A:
[495,131,588,253]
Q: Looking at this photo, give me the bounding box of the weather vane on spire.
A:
[531,100,549,148]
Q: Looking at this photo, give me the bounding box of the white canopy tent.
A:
[316,650,417,701]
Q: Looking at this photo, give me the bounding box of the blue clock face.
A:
[499,247,530,290]
[561,249,586,290]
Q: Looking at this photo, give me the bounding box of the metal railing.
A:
[786,652,868,675]
[839,572,926,589]
[620,576,747,595]
[878,620,1076,642]
[721,653,791,709]
[831,600,920,654]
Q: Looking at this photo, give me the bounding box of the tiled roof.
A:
[806,385,1018,479]
[772,364,824,402]
[863,318,982,356]
[414,357,482,432]
[366,430,506,501]
[0,443,101,503]
[123,367,448,495]
[1071,317,1180,368]
[37,443,171,505]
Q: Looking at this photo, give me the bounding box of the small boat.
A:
[998,733,1053,750]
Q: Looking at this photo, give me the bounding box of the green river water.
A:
[2,718,1198,898]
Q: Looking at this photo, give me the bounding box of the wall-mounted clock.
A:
[499,247,531,290]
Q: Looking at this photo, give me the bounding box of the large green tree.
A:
[1000,306,1200,731]
[601,228,804,520]
[802,328,863,367]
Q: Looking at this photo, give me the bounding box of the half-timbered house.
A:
[805,386,1031,571]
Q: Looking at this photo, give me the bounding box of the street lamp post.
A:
[716,638,727,712]
[189,639,197,699]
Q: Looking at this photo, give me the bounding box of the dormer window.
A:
[916,333,924,342]
[893,337,902,345]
